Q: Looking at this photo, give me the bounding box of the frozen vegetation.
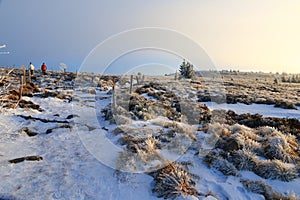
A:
[0,68,300,200]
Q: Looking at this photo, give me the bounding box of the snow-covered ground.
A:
[202,102,300,120]
[0,91,155,200]
[0,78,300,199]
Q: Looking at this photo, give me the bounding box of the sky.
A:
[0,0,300,74]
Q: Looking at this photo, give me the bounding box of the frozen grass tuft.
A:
[255,159,298,182]
[243,180,299,200]
[150,162,199,199]
[211,157,239,176]
[204,123,299,182]
[256,126,299,163]
[117,134,163,172]
[229,149,258,171]
[204,151,239,176]
[264,136,295,163]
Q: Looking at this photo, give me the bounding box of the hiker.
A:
[28,62,35,76]
[41,62,47,75]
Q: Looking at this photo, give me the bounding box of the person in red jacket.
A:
[41,62,47,75]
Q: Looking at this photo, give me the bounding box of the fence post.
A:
[129,74,133,94]
[21,65,26,85]
[19,75,23,100]
[28,70,31,83]
[113,84,117,111]
[91,73,94,86]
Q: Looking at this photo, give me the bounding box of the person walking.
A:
[28,62,35,76]
[41,62,47,75]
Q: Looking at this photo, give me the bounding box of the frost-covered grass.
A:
[243,179,298,200]
[150,162,199,199]
[203,120,300,188]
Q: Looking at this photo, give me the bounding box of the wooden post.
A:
[142,74,145,84]
[91,73,94,86]
[175,71,178,80]
[19,75,23,99]
[14,76,24,108]
[113,84,117,110]
[129,74,133,94]
[23,76,26,86]
[28,69,31,83]
[136,75,139,85]
[21,65,26,85]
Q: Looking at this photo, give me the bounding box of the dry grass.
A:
[117,134,163,172]
[243,180,298,200]
[229,149,258,171]
[150,162,199,199]
[204,123,299,182]
[255,159,298,182]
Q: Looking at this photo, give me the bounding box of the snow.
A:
[0,90,156,200]
[202,102,300,120]
[0,80,299,199]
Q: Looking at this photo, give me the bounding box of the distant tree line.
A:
[281,75,300,83]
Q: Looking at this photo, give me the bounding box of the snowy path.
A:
[0,90,155,200]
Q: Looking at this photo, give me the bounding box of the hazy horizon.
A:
[1,1,300,74]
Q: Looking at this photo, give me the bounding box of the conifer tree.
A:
[179,59,195,79]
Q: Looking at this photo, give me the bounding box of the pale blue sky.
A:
[1,0,300,74]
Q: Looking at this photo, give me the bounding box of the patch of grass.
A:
[150,162,199,199]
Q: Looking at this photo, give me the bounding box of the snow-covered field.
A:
[203,102,300,120]
[0,70,300,200]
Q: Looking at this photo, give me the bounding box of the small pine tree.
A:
[179,59,195,79]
